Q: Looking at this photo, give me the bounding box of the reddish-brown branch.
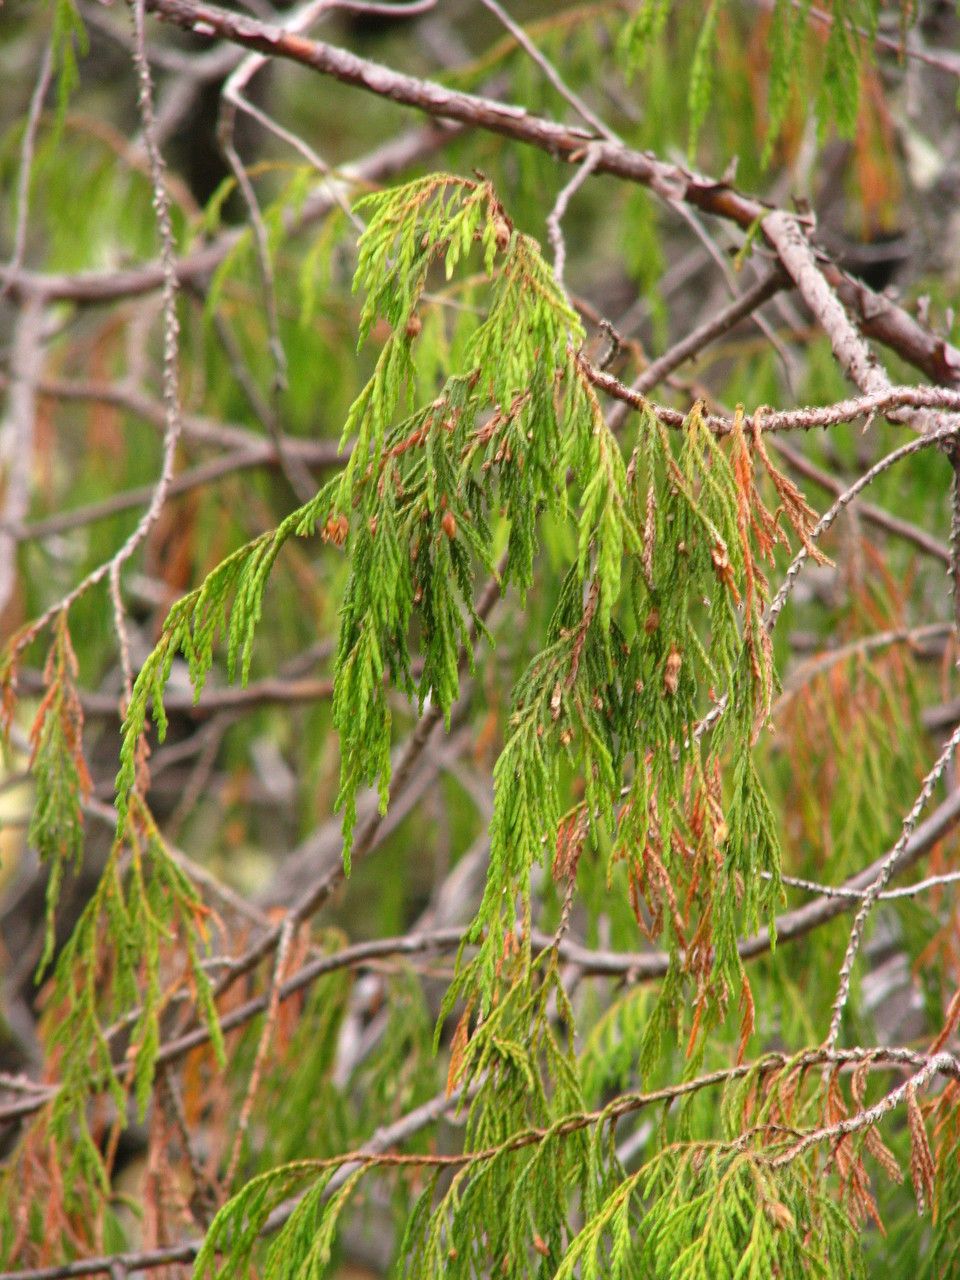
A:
[138,0,960,391]
[586,365,960,435]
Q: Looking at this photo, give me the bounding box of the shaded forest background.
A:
[2,1,960,1276]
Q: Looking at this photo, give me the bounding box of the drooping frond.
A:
[617,0,884,157]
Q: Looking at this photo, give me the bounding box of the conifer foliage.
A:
[1,0,960,1276]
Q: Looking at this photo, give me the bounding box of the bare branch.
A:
[109,0,185,708]
[770,435,951,565]
[1,43,54,293]
[546,144,602,287]
[478,0,617,142]
[825,717,960,1050]
[772,1052,959,1168]
[0,298,44,616]
[770,866,960,903]
[762,210,890,399]
[589,368,960,437]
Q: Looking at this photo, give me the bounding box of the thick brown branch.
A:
[761,211,889,398]
[139,0,960,391]
[587,367,960,436]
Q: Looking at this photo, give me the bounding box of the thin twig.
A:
[206,304,316,502]
[214,0,374,448]
[477,0,616,142]
[224,917,296,1187]
[17,667,334,717]
[5,445,334,544]
[546,144,602,287]
[605,268,788,431]
[825,717,960,1050]
[329,0,437,13]
[765,426,959,638]
[772,623,953,714]
[217,141,286,391]
[770,434,951,565]
[793,0,960,82]
[91,0,185,712]
[694,426,958,743]
[589,366,960,436]
[77,1,243,78]
[213,64,364,233]
[1,43,54,294]
[769,867,960,902]
[771,1052,959,1168]
[157,1068,221,1223]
